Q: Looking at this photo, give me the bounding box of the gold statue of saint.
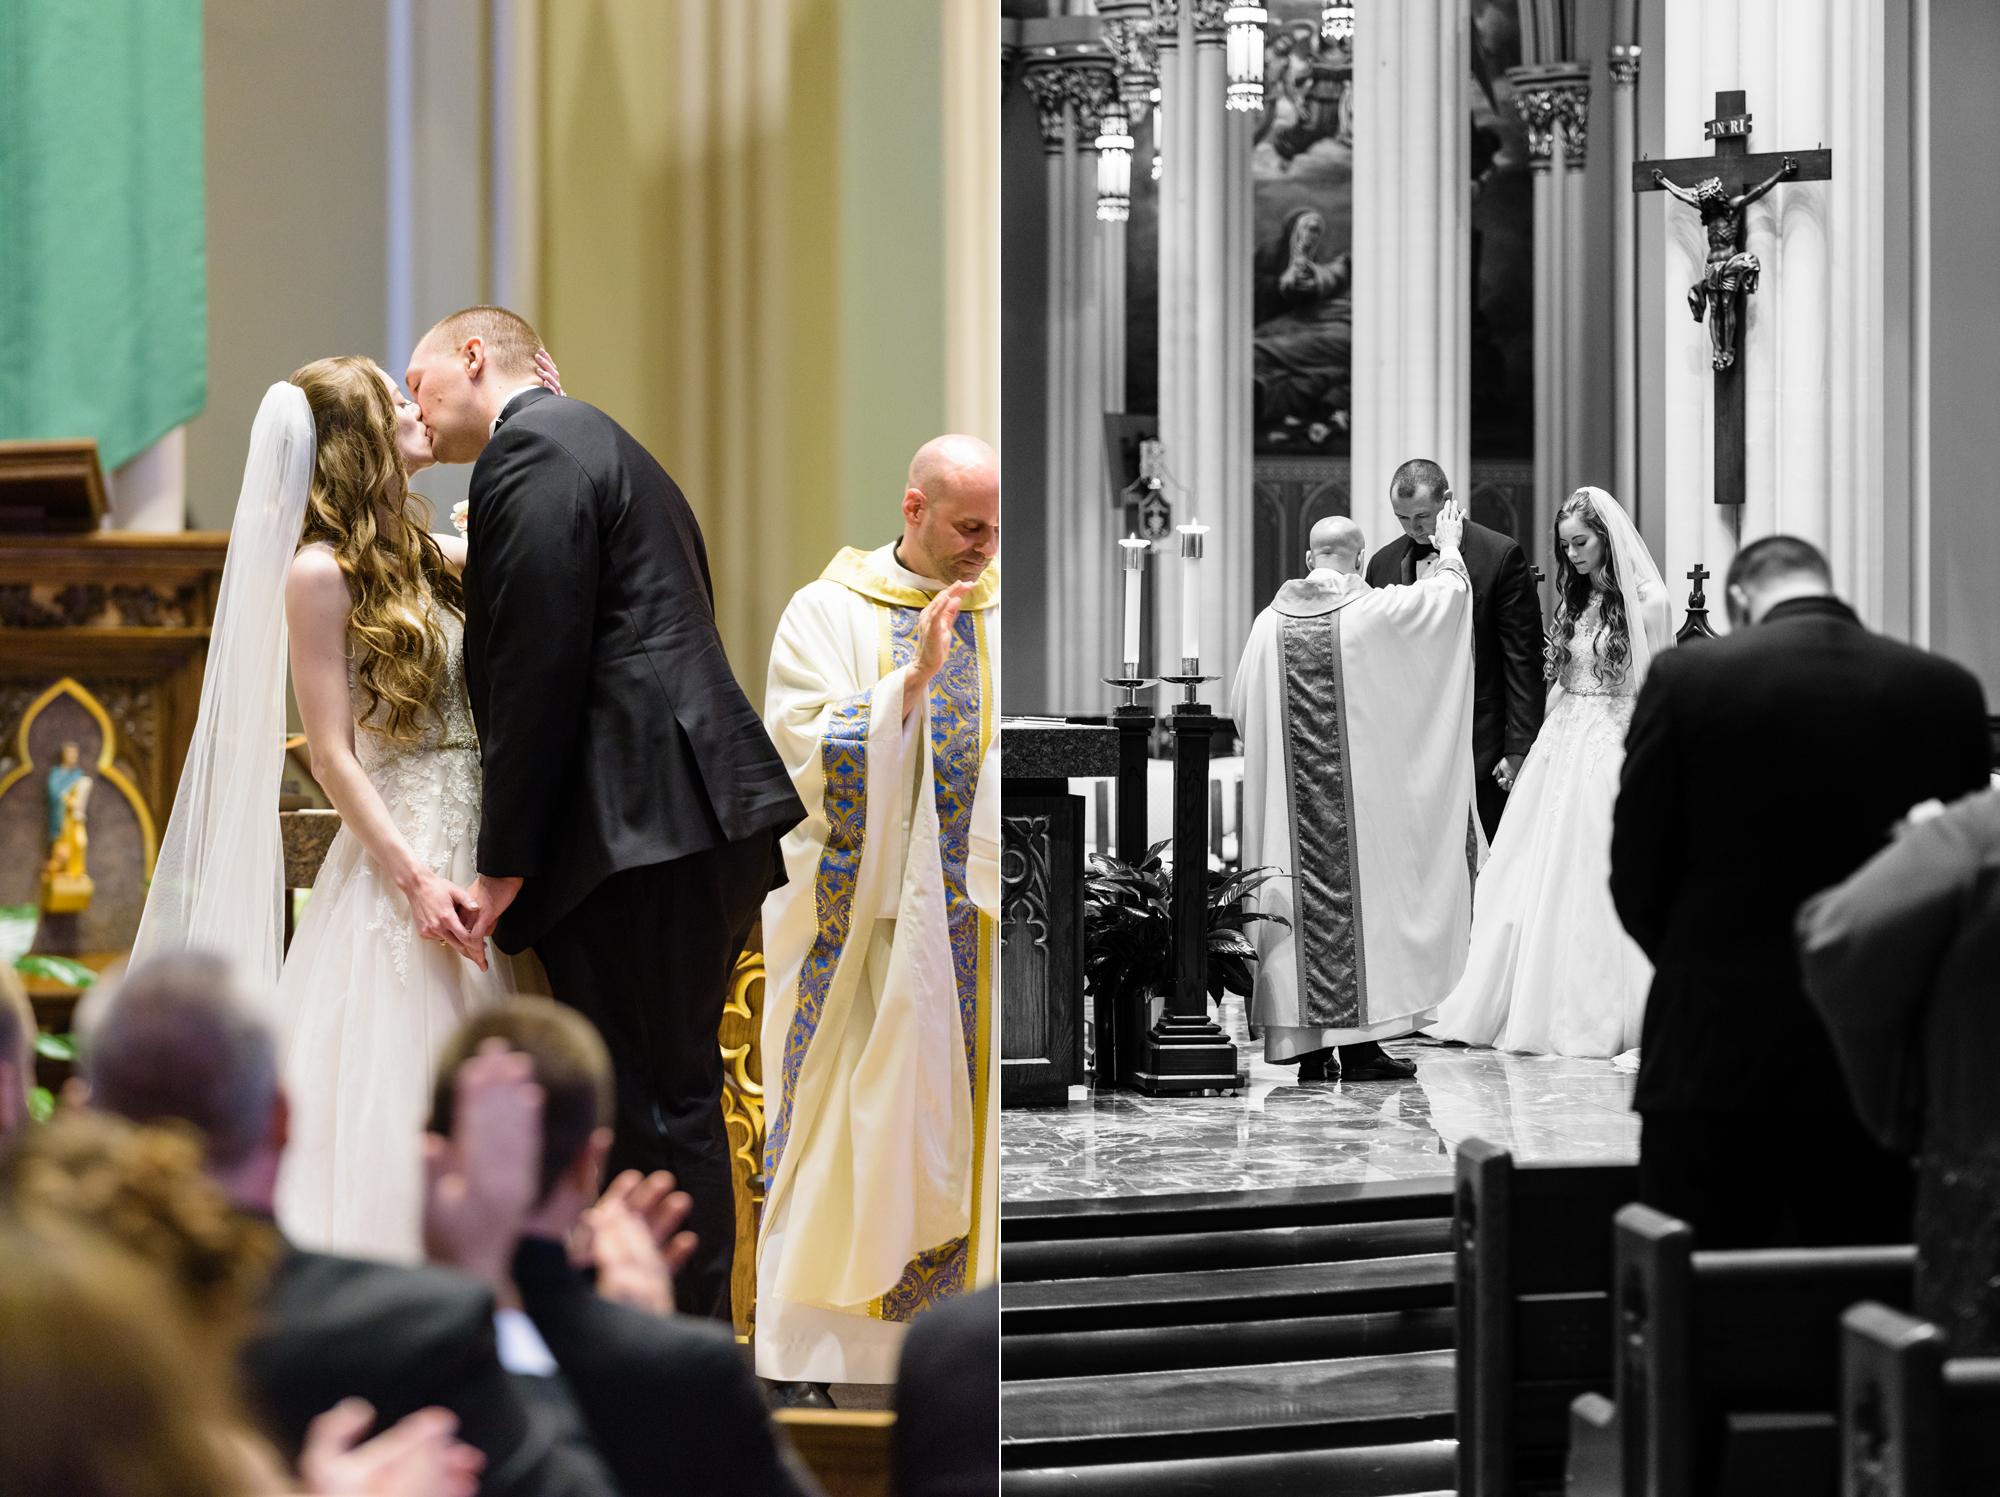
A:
[42,742,95,914]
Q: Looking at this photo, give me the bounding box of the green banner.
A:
[0,0,206,471]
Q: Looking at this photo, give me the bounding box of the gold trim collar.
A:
[820,546,1000,611]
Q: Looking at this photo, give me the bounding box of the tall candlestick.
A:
[1177,518,1209,670]
[1119,535,1147,671]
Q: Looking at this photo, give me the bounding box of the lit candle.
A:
[1119,535,1147,673]
[1177,518,1209,671]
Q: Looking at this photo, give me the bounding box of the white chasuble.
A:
[1230,563,1481,1061]
[756,543,999,1383]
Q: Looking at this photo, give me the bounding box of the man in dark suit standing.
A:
[1363,458,1544,840]
[406,307,806,1323]
[1611,535,1989,1249]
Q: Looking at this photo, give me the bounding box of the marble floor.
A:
[1002,999,1639,1203]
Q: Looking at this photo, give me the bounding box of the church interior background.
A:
[0,0,997,1412]
[997,0,2000,1491]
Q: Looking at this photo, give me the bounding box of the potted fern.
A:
[1083,840,1287,1088]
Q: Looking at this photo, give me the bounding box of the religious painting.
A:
[1125,1,1536,460]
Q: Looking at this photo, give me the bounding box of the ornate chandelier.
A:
[1321,1,1355,45]
[1223,6,1268,112]
[1095,106,1135,222]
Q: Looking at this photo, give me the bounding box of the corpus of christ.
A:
[998,2,2000,1494]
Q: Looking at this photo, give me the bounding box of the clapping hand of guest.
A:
[421,1040,543,1294]
[568,1169,698,1316]
[299,1399,484,1497]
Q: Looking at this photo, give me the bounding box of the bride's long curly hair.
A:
[289,356,463,740]
[1543,488,1632,688]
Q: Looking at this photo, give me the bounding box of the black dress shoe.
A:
[1295,1049,1337,1082]
[764,1380,836,1409]
[1337,1047,1419,1082]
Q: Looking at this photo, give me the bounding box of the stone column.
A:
[1658,0,1887,622]
[1508,63,1591,573]
[1022,38,1118,712]
[1152,2,1193,685]
[1609,41,1642,514]
[1350,0,1470,561]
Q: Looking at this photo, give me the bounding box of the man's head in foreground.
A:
[426,997,614,1236]
[1725,534,1834,629]
[1306,515,1366,578]
[77,952,287,1210]
[0,966,35,1156]
[900,435,1000,586]
[1388,458,1451,546]
[404,305,544,465]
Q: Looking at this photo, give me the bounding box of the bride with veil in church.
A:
[1428,486,1673,1059]
[133,353,559,1262]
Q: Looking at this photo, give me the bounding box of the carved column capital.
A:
[1069,60,1120,142]
[1506,64,1591,172]
[1190,0,1231,41]
[1103,17,1160,117]
[1608,43,1642,90]
[1020,63,1073,154]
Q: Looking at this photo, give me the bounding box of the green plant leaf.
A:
[28,1086,54,1124]
[0,905,37,968]
[14,954,97,989]
[34,1032,77,1061]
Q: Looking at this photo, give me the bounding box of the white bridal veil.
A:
[1570,484,1669,690]
[132,383,316,990]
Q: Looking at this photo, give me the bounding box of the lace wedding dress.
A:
[1428,594,1661,1058]
[273,585,518,1262]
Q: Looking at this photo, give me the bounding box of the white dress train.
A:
[273,598,519,1262]
[1427,595,1660,1058]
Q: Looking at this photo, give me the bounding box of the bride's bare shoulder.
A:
[287,543,350,610]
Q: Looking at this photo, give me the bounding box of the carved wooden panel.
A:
[1000,790,1084,1108]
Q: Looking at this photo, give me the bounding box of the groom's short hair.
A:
[1390,458,1449,501]
[428,997,613,1203]
[1728,535,1832,593]
[427,305,542,379]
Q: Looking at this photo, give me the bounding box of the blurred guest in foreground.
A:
[0,965,35,1159]
[77,951,620,1497]
[1612,535,1989,1249]
[1800,788,2000,1351]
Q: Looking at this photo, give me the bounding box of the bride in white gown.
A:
[1427,486,1673,1058]
[135,355,553,1261]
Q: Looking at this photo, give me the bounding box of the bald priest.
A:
[1232,505,1483,1084]
[755,436,1001,1400]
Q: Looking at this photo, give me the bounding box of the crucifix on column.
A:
[1632,91,1832,507]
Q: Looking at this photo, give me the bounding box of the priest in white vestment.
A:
[756,436,1000,1396]
[1231,503,1481,1084]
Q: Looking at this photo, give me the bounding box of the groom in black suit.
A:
[407,306,805,1322]
[1363,458,1545,840]
[1611,535,1989,1249]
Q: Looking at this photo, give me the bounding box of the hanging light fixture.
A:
[1224,6,1269,112]
[1321,1,1355,45]
[1095,106,1134,222]
[1150,87,1163,180]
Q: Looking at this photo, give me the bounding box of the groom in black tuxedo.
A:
[407,306,805,1322]
[1611,535,1989,1249]
[1363,458,1545,840]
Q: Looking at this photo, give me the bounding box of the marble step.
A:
[1003,1305,1457,1380]
[1002,1348,1457,1466]
[1002,1252,1455,1336]
[1003,1216,1453,1283]
[1002,1178,1454,1245]
[998,1439,1458,1497]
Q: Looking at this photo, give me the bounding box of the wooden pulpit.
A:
[0,440,229,960]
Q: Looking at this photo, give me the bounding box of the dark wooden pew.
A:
[1569,1204,1915,1497]
[1841,1301,2000,1496]
[1454,1138,1639,1496]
